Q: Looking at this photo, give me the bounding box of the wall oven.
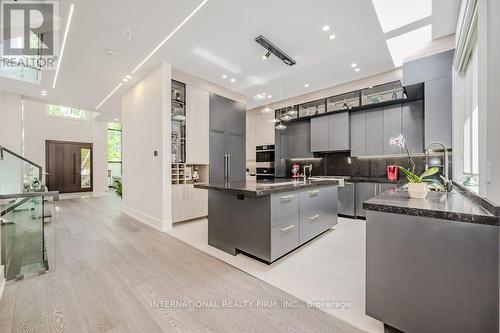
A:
[256,145,275,180]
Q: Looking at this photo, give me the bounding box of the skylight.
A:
[386,25,432,67]
[371,0,432,33]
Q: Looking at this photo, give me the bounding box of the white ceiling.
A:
[1,0,460,119]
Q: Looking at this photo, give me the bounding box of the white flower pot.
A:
[407,183,428,199]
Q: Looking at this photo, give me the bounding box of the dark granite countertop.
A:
[347,176,403,184]
[194,179,339,197]
[363,188,499,226]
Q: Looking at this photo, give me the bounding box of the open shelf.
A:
[171,163,208,185]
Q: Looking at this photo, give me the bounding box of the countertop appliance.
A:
[256,145,275,180]
[386,165,398,181]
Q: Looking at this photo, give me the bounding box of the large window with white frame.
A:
[46,104,90,120]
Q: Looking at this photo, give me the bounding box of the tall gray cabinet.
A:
[209,94,246,183]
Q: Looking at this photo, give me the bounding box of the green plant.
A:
[114,180,122,198]
[398,166,439,184]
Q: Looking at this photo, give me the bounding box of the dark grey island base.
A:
[195,180,339,263]
[364,188,499,333]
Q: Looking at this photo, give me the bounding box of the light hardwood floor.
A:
[0,196,363,333]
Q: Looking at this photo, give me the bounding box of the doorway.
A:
[45,140,93,193]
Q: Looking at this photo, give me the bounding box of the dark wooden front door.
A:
[46,141,93,193]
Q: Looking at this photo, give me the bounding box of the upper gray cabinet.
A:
[403,49,454,149]
[350,111,367,156]
[424,76,452,148]
[329,112,350,151]
[365,108,384,155]
[311,117,329,152]
[402,100,424,154]
[350,103,424,156]
[383,105,403,155]
[278,121,313,159]
[311,112,350,152]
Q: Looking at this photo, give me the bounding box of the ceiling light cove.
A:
[386,24,432,67]
[95,0,209,110]
[52,4,75,89]
[371,0,432,33]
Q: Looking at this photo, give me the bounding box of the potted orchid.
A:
[389,134,438,199]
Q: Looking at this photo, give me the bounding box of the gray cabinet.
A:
[338,182,355,216]
[425,76,452,148]
[383,105,403,155]
[329,112,350,151]
[299,186,337,244]
[311,112,350,152]
[276,121,313,160]
[402,100,424,153]
[366,108,385,155]
[355,182,378,218]
[310,117,329,152]
[350,111,366,156]
[209,94,246,183]
[356,182,398,218]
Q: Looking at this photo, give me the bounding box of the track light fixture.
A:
[262,51,271,60]
[255,35,296,66]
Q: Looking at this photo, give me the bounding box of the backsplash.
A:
[283,151,452,180]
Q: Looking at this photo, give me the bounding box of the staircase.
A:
[0,146,59,281]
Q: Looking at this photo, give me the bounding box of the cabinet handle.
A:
[309,214,320,220]
[280,194,295,200]
[280,224,295,232]
[308,190,319,196]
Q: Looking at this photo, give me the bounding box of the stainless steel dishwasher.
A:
[337,181,356,217]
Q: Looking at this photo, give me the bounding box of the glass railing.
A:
[0,192,58,281]
[0,146,43,195]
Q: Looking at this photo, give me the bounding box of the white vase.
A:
[407,183,428,199]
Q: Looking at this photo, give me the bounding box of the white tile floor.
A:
[169,217,384,333]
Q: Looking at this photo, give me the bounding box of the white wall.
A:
[0,92,22,153]
[22,100,108,196]
[121,63,171,231]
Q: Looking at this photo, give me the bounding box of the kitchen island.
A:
[195,179,339,263]
[364,188,499,333]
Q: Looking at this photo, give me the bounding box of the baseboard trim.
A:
[121,204,167,232]
[0,266,5,301]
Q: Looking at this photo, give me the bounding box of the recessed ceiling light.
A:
[322,25,330,32]
[114,118,119,121]
[329,34,336,40]
[222,74,227,79]
[355,68,360,72]
[267,95,272,99]
[105,48,115,56]
[351,63,357,68]
[230,78,236,83]
[52,4,75,89]
[276,123,287,130]
[304,83,310,88]
[271,119,280,123]
[41,90,47,96]
[126,75,132,79]
[122,78,128,82]
[261,107,272,114]
[262,92,267,96]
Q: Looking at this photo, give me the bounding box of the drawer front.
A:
[271,191,299,227]
[271,222,299,261]
[300,187,337,244]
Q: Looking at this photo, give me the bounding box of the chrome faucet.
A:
[303,164,313,180]
[425,142,451,190]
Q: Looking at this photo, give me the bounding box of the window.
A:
[47,104,89,120]
[107,122,122,187]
